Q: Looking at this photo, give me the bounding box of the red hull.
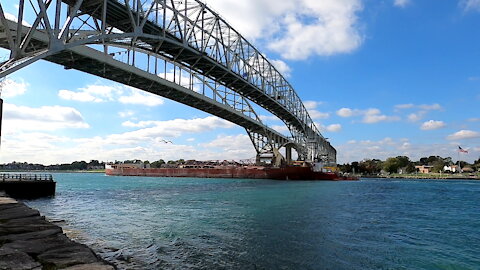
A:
[105,167,357,181]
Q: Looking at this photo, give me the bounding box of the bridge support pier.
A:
[286,145,292,165]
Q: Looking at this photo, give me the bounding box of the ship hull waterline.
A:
[105,167,358,181]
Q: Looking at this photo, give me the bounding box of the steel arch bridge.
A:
[0,0,336,164]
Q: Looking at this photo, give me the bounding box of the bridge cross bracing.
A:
[0,0,336,164]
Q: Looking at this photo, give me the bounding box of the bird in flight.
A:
[159,139,173,144]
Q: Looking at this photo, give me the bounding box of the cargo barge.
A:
[105,163,357,181]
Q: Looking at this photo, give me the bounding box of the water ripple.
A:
[24,174,480,269]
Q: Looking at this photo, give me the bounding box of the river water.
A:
[24,173,480,269]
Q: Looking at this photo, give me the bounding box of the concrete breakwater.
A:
[0,192,115,270]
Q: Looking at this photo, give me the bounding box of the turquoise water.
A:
[24,173,480,269]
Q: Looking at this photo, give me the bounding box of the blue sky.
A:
[0,0,479,164]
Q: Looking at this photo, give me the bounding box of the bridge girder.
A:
[0,0,337,164]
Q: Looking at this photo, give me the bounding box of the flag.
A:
[458,146,468,153]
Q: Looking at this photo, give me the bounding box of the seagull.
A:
[159,139,173,144]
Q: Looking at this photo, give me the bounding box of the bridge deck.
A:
[0,20,289,146]
[62,0,306,132]
[0,0,337,162]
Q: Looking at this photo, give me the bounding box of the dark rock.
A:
[0,195,116,269]
[63,262,115,270]
[0,227,62,242]
[0,205,40,220]
[37,244,99,269]
[0,202,23,211]
[2,234,72,256]
[0,247,42,270]
[0,215,45,225]
[0,221,60,236]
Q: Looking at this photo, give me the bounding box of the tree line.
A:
[0,159,192,171]
[0,160,105,171]
[339,156,480,175]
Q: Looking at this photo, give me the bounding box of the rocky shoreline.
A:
[0,192,116,270]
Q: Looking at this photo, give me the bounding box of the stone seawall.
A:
[0,192,115,270]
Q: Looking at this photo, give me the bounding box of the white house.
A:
[443,165,459,173]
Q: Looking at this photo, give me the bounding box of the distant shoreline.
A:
[0,170,105,174]
[362,174,480,180]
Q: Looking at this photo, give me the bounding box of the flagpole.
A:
[458,150,460,174]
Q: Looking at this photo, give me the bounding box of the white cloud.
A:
[395,103,442,111]
[118,89,164,106]
[158,70,201,92]
[418,103,442,111]
[272,124,290,133]
[0,132,71,164]
[309,110,330,119]
[122,120,158,128]
[303,101,324,110]
[3,103,89,131]
[336,138,476,164]
[325,124,342,132]
[394,0,410,8]
[396,103,442,111]
[0,78,28,98]
[58,89,103,102]
[200,134,254,155]
[119,116,235,139]
[446,130,480,140]
[208,0,363,60]
[118,110,135,118]
[462,0,480,12]
[59,84,120,102]
[303,101,329,119]
[468,118,480,122]
[0,130,256,164]
[408,111,426,122]
[259,114,281,122]
[396,103,441,122]
[362,108,400,124]
[395,103,414,110]
[58,84,164,106]
[337,107,399,123]
[270,59,292,77]
[337,107,355,117]
[420,120,446,130]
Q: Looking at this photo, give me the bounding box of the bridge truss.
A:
[0,0,336,164]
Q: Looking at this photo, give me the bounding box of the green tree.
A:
[151,159,165,168]
[473,158,480,171]
[383,157,400,174]
[405,163,416,173]
[360,159,383,174]
[71,161,87,170]
[432,160,445,173]
[396,156,410,168]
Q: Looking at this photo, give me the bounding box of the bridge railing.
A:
[126,0,318,132]
[0,173,54,182]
